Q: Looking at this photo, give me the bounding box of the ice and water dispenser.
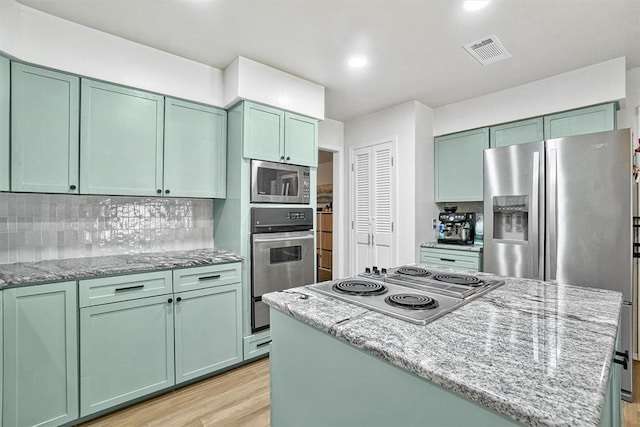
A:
[492,196,529,241]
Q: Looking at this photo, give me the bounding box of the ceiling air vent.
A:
[463,34,511,65]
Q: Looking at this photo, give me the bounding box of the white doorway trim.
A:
[318,143,345,279]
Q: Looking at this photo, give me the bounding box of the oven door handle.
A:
[252,234,314,244]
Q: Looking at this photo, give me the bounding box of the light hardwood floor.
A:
[80,358,639,427]
[78,358,270,427]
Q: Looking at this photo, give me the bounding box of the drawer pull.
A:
[199,274,221,281]
[114,285,145,292]
[257,340,272,348]
[440,258,456,262]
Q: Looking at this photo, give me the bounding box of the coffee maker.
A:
[438,207,476,245]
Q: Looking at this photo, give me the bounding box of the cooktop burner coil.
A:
[384,294,439,310]
[431,274,483,287]
[396,266,431,277]
[332,280,388,296]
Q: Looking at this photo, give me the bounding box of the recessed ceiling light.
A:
[463,1,490,11]
[348,55,368,68]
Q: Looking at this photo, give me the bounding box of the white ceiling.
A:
[17,0,640,122]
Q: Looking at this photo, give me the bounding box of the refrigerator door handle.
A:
[531,151,541,280]
[548,148,558,281]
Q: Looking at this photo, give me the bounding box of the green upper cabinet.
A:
[80,79,164,196]
[3,281,79,427]
[284,112,318,167]
[489,117,544,148]
[243,101,285,163]
[435,128,489,202]
[544,103,616,140]
[164,98,227,198]
[0,56,9,192]
[11,63,80,193]
[243,101,318,167]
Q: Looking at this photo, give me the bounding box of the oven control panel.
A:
[285,211,307,220]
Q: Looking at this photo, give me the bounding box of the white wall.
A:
[224,56,324,119]
[344,101,432,271]
[434,57,627,136]
[414,102,437,261]
[318,118,346,278]
[0,0,225,106]
[619,66,640,139]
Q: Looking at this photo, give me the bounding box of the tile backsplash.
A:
[0,193,214,264]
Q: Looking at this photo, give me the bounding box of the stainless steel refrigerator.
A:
[483,128,634,401]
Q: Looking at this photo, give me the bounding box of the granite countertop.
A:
[421,241,483,252]
[0,248,243,289]
[263,270,622,427]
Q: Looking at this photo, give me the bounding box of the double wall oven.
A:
[250,207,315,332]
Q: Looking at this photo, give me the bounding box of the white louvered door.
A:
[353,148,372,273]
[351,141,395,274]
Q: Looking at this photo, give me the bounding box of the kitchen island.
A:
[263,270,623,427]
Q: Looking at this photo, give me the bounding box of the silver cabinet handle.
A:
[253,234,314,244]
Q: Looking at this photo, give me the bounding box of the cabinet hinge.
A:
[351,163,354,171]
[391,156,394,167]
[391,222,394,232]
[351,221,354,229]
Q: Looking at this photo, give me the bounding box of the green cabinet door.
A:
[3,281,79,427]
[0,56,8,191]
[243,101,284,162]
[174,282,242,384]
[80,79,164,196]
[544,103,616,140]
[11,63,80,193]
[80,294,175,417]
[164,98,227,198]
[435,128,489,202]
[489,118,544,148]
[284,112,318,166]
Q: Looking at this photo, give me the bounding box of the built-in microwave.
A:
[250,160,310,204]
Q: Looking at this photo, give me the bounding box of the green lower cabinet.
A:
[544,103,616,140]
[435,128,489,202]
[489,117,544,148]
[80,294,175,417]
[3,281,79,427]
[174,282,243,384]
[0,56,9,191]
[420,247,482,272]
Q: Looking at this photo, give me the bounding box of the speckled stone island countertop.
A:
[421,241,484,252]
[0,248,243,289]
[263,269,622,427]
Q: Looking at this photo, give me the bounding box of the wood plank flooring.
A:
[78,357,270,427]
[80,357,640,427]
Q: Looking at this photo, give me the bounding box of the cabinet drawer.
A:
[420,248,481,272]
[420,256,479,272]
[244,333,272,361]
[173,263,241,292]
[79,271,172,307]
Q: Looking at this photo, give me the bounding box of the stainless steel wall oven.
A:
[250,207,315,331]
